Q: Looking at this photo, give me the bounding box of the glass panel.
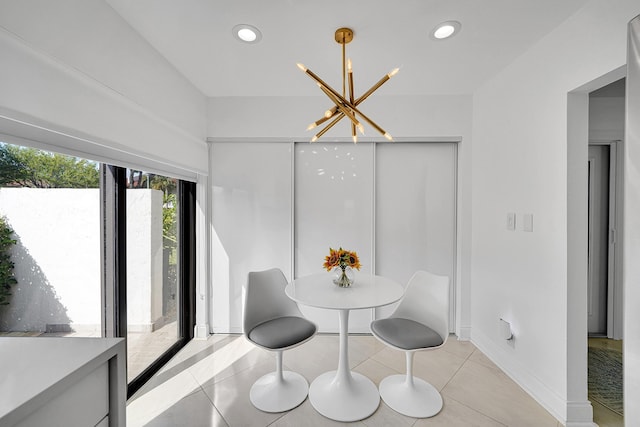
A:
[0,142,101,337]
[125,170,180,382]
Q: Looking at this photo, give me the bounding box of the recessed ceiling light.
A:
[431,21,461,40]
[232,24,262,44]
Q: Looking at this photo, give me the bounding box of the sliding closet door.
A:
[210,142,292,333]
[375,143,457,328]
[295,142,374,332]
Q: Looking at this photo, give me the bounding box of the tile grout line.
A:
[438,346,476,392]
[442,394,508,427]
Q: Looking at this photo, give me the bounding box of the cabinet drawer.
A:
[15,363,109,427]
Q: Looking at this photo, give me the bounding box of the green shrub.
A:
[0,216,17,305]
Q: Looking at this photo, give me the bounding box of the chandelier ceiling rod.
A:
[297,27,399,143]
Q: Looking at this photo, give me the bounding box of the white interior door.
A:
[294,142,374,332]
[375,143,457,329]
[210,142,293,333]
[587,144,610,336]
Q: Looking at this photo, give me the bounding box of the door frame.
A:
[588,140,622,340]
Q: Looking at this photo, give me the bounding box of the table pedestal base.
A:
[309,370,380,422]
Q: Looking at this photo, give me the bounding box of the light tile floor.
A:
[127,321,179,382]
[127,334,564,427]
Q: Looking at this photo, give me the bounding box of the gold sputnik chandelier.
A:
[297,27,399,143]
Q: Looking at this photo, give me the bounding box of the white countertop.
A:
[0,336,124,423]
[286,272,404,310]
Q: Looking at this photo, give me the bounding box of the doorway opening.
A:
[587,78,624,425]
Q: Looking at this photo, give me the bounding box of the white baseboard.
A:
[565,401,596,427]
[193,323,210,339]
[212,325,243,334]
[457,326,472,341]
[470,329,569,424]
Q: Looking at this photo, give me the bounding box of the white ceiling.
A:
[105,0,589,98]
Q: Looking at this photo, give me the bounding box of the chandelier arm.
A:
[342,38,346,99]
[348,64,356,141]
[352,107,392,141]
[312,113,347,142]
[308,114,334,130]
[355,73,394,105]
[318,85,362,131]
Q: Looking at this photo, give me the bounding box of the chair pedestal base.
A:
[379,374,443,418]
[249,370,309,413]
[309,370,380,422]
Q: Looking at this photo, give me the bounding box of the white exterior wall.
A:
[0,189,163,333]
[0,189,100,333]
[471,1,639,424]
[126,189,164,332]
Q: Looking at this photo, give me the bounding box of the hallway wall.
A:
[471,1,638,424]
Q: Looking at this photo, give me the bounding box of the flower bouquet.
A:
[323,247,361,287]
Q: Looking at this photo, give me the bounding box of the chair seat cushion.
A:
[371,318,443,350]
[248,316,316,350]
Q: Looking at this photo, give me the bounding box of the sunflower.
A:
[323,247,361,271]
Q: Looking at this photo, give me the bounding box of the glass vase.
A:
[333,266,354,287]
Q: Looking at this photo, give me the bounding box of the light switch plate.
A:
[523,214,533,232]
[507,213,516,231]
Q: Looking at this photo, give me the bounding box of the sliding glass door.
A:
[109,167,196,395]
[0,140,196,397]
[124,170,182,382]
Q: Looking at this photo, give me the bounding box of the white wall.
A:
[471,1,639,424]
[0,0,208,177]
[590,96,625,141]
[207,94,473,338]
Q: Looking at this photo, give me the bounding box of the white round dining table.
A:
[285,272,404,422]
